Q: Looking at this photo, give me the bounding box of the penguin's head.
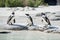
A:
[41,13,45,16]
[25,14,29,16]
[12,12,15,15]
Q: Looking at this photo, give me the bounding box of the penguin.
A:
[25,14,33,26]
[7,12,16,25]
[41,13,51,25]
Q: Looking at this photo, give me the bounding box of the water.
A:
[0,31,60,40]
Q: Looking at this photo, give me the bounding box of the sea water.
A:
[0,31,60,40]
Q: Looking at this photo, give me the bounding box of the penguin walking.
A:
[25,14,33,26]
[7,12,16,25]
[41,13,51,29]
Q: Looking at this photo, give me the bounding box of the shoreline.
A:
[0,29,60,34]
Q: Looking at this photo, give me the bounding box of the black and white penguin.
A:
[25,14,33,26]
[7,12,16,25]
[41,13,51,25]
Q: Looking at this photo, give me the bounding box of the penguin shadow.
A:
[10,24,28,30]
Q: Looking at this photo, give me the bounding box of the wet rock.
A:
[0,31,11,34]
